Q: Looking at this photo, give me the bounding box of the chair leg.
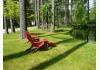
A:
[25,45,33,52]
[32,47,38,53]
[31,47,38,50]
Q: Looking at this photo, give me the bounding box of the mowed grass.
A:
[3,27,96,70]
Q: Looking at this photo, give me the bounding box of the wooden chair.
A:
[24,31,56,51]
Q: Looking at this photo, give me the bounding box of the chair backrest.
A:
[24,31,33,44]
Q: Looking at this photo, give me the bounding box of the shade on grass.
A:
[3,28,96,70]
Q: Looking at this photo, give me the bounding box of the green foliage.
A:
[3,4,9,17]
[40,0,63,24]
[26,0,34,23]
[55,0,62,14]
[72,0,87,24]
[14,1,20,19]
[55,0,63,25]
[40,2,52,23]
[26,9,34,23]
[3,0,19,19]
[7,0,15,17]
[90,5,96,21]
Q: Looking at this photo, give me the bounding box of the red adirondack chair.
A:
[24,31,56,51]
[24,31,39,43]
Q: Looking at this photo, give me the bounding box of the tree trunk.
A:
[25,0,27,31]
[10,17,15,33]
[62,0,66,25]
[42,15,45,29]
[57,7,62,28]
[4,17,9,34]
[46,11,48,31]
[37,0,40,28]
[87,0,89,22]
[41,0,44,29]
[35,0,37,26]
[31,0,35,26]
[12,18,16,32]
[63,0,69,26]
[58,14,62,28]
[64,5,67,25]
[41,0,43,4]
[19,0,27,39]
[69,0,72,23]
[51,0,55,32]
[66,0,69,24]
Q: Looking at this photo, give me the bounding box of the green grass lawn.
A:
[3,27,96,70]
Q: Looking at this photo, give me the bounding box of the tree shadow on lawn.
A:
[29,30,71,40]
[55,29,69,32]
[56,38,74,44]
[3,49,34,62]
[3,48,53,62]
[30,41,87,70]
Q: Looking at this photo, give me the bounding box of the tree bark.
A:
[25,0,27,31]
[66,0,69,24]
[10,17,15,33]
[37,0,40,28]
[87,0,89,22]
[46,11,48,31]
[63,0,69,26]
[58,14,62,28]
[69,0,72,23]
[51,0,55,32]
[41,0,44,29]
[35,0,37,26]
[4,17,9,34]
[19,0,27,39]
[64,5,67,25]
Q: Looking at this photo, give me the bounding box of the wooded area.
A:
[3,0,96,40]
